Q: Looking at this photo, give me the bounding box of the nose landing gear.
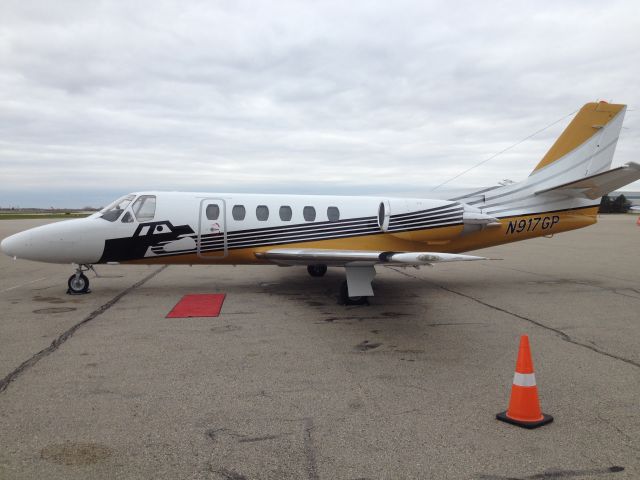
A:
[67,264,94,295]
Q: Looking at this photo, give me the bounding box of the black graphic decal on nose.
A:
[99,221,195,263]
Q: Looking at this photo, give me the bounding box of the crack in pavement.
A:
[480,263,640,302]
[388,267,640,369]
[0,266,168,395]
[596,413,639,452]
[477,465,624,479]
[303,417,319,480]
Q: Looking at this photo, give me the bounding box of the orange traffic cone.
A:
[497,335,553,429]
[636,216,640,226]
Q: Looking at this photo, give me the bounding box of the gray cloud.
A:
[1,0,639,207]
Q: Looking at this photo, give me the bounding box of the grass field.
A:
[0,213,90,220]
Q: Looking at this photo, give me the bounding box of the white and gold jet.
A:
[2,102,639,304]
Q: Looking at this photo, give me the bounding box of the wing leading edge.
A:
[256,248,485,300]
[255,248,485,266]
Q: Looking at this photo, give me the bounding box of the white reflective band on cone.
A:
[513,372,537,387]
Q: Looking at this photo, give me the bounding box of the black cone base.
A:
[496,411,554,429]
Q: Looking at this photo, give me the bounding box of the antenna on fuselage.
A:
[429,109,578,192]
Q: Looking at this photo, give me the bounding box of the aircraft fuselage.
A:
[0,191,598,266]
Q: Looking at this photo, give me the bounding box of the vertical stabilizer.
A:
[461,101,629,219]
[531,101,626,176]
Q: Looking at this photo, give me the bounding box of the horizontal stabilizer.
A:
[535,162,640,200]
[256,248,485,267]
[463,211,501,227]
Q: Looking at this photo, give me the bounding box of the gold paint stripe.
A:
[121,207,599,265]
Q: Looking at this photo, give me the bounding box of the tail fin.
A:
[529,101,640,201]
[531,101,626,178]
[470,101,636,219]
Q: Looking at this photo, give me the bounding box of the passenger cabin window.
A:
[100,194,135,222]
[206,204,220,220]
[256,205,269,221]
[303,206,316,222]
[132,195,156,222]
[232,205,246,221]
[279,206,292,221]
[121,211,134,223]
[327,206,340,222]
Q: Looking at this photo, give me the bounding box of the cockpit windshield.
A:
[99,194,135,222]
[132,195,156,221]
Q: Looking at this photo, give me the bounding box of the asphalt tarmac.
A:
[0,216,638,480]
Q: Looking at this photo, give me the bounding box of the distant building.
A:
[611,191,640,206]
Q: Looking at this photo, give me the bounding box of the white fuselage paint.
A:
[0,193,461,264]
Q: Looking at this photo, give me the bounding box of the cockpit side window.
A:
[132,195,157,222]
[100,194,135,222]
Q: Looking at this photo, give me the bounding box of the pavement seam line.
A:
[0,265,168,395]
[478,465,625,479]
[479,262,640,302]
[0,276,49,293]
[387,266,640,369]
[303,417,319,480]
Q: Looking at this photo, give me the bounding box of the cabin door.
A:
[197,198,228,259]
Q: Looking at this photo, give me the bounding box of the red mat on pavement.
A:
[166,294,226,318]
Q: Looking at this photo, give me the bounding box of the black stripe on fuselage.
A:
[197,210,463,247]
[146,210,465,257]
[198,211,463,247]
[224,218,378,241]
[213,215,376,237]
[389,202,460,220]
[388,208,463,228]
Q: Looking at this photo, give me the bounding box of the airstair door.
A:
[197,198,228,259]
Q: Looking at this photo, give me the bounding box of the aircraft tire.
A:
[67,273,90,294]
[307,264,328,277]
[339,280,368,305]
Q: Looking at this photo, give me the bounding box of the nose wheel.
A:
[67,265,93,295]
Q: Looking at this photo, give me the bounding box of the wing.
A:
[255,248,485,267]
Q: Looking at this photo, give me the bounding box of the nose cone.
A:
[1,230,31,259]
[0,219,104,264]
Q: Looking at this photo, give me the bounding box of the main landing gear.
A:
[306,263,371,305]
[307,264,328,277]
[339,265,377,306]
[339,280,368,305]
[67,264,94,295]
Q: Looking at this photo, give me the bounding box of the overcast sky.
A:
[1,0,639,207]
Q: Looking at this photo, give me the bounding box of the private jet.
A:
[2,101,639,304]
